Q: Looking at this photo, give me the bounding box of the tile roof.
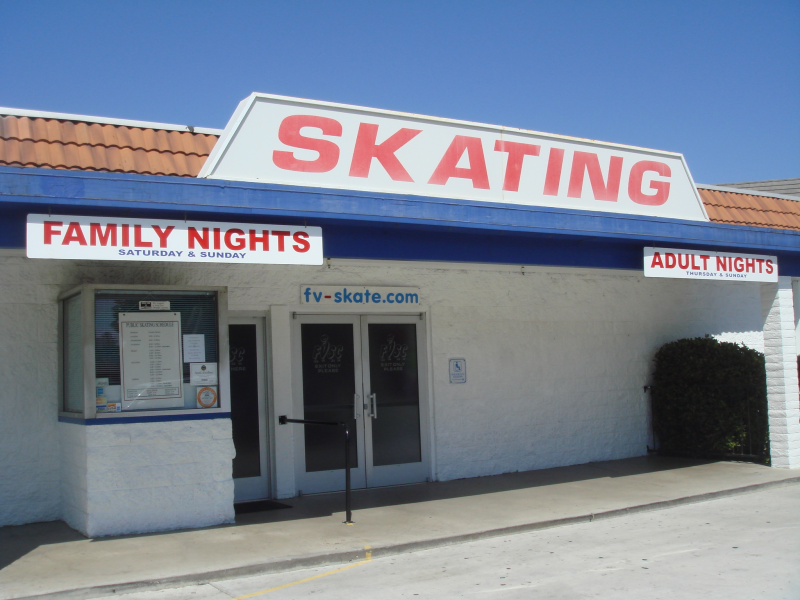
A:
[0,115,218,177]
[1,112,799,233]
[698,187,800,231]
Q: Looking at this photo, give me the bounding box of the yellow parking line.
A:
[230,546,373,599]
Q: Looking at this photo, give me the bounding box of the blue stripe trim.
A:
[3,166,800,271]
[58,412,231,425]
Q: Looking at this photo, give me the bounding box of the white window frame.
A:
[58,284,231,420]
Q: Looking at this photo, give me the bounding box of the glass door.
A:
[229,317,270,502]
[291,315,367,494]
[360,315,430,487]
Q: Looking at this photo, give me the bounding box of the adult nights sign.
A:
[644,247,778,282]
[26,214,322,265]
[199,93,709,222]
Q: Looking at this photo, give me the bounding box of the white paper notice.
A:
[183,334,206,363]
[119,312,183,408]
[190,362,218,386]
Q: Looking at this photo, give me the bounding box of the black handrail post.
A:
[344,425,352,523]
[279,415,353,524]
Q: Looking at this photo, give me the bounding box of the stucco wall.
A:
[426,268,764,479]
[59,422,88,533]
[0,254,61,527]
[65,419,235,537]
[0,252,768,528]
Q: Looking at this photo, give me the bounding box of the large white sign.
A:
[119,312,184,410]
[300,285,420,305]
[644,247,778,282]
[200,93,708,222]
[26,214,322,264]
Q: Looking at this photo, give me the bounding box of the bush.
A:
[650,336,768,457]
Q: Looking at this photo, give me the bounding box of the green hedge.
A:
[650,336,768,457]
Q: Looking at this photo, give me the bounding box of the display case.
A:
[58,285,230,419]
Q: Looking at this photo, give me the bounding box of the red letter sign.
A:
[628,161,671,206]
[567,152,623,201]
[273,115,342,173]
[349,123,421,181]
[494,140,540,192]
[428,136,490,189]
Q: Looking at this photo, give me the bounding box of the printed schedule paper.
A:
[119,312,184,408]
[183,334,206,363]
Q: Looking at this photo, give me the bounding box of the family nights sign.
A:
[199,93,709,222]
[26,214,323,264]
[643,247,778,282]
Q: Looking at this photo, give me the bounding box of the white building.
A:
[0,95,798,537]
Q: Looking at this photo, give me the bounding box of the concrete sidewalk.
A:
[2,456,799,600]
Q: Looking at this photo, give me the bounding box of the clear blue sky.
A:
[1,0,797,183]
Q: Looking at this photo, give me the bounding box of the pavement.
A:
[83,482,800,600]
[1,456,799,600]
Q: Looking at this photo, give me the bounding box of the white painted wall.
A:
[0,252,770,529]
[0,253,61,527]
[59,419,235,537]
[59,422,89,533]
[76,419,235,537]
[761,278,800,468]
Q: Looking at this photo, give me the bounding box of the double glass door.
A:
[292,315,429,494]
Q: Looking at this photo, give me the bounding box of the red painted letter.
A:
[349,123,421,181]
[273,115,342,173]
[292,231,310,252]
[133,224,152,247]
[249,230,269,251]
[188,227,209,249]
[650,252,664,268]
[224,228,246,251]
[272,231,290,252]
[44,221,62,244]
[543,148,565,196]
[567,152,623,201]
[428,136,490,189]
[628,161,671,205]
[494,140,540,192]
[152,225,174,248]
[62,223,87,246]
[90,223,117,246]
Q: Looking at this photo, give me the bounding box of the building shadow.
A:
[0,520,86,573]
[0,455,715,571]
[232,455,715,526]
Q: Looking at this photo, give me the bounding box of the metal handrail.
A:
[278,415,353,524]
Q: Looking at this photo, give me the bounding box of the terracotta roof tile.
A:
[699,188,800,231]
[0,115,217,176]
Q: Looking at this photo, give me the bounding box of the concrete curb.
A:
[15,475,800,600]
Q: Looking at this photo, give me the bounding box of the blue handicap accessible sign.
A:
[449,358,467,384]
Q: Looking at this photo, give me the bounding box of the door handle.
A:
[354,394,360,419]
[369,392,377,419]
